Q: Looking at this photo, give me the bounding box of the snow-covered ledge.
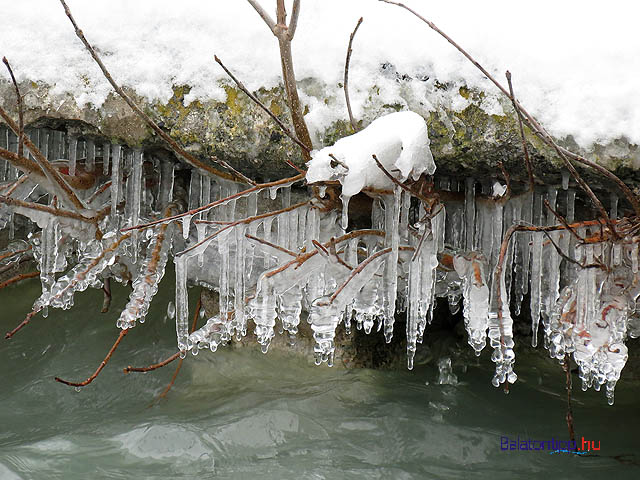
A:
[0,0,638,185]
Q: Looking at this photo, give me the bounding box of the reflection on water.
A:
[1,275,639,479]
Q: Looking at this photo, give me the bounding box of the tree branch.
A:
[2,57,24,158]
[344,17,363,133]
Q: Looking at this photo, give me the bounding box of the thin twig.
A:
[59,0,243,183]
[177,200,309,257]
[124,352,180,373]
[2,57,24,158]
[245,233,297,257]
[55,329,129,387]
[544,199,584,242]
[0,195,96,224]
[121,173,305,233]
[344,17,363,132]
[214,55,311,166]
[0,271,39,289]
[246,0,313,161]
[0,246,31,263]
[505,71,534,191]
[210,157,257,186]
[563,354,576,445]
[101,277,111,313]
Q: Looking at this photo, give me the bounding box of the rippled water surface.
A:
[1,276,639,479]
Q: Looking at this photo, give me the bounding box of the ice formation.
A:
[1,121,638,405]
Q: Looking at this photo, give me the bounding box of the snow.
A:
[306,111,434,197]
[0,0,638,147]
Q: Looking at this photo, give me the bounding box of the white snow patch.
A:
[306,111,435,196]
[0,0,638,147]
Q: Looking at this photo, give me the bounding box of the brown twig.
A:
[0,195,96,224]
[0,271,39,289]
[55,328,129,387]
[101,277,111,313]
[372,154,429,203]
[544,199,584,242]
[209,157,257,186]
[497,160,512,200]
[121,173,305,233]
[246,0,313,161]
[245,233,297,257]
[563,354,576,445]
[59,0,243,183]
[124,352,180,373]
[214,55,310,170]
[344,17,364,132]
[178,200,309,257]
[2,57,24,158]
[505,71,534,191]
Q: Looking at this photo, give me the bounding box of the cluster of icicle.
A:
[1,126,176,332]
[2,124,639,405]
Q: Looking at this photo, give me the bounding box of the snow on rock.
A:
[306,110,435,195]
[0,1,638,147]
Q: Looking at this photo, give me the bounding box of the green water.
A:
[1,275,639,479]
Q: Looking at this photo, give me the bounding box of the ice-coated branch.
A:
[344,17,363,133]
[55,328,129,388]
[58,0,246,183]
[2,57,24,158]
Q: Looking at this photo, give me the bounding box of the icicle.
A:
[529,193,544,346]
[610,192,618,219]
[488,244,517,387]
[250,275,278,352]
[188,171,200,211]
[269,186,279,200]
[129,149,143,263]
[68,134,78,177]
[309,296,342,366]
[218,229,231,321]
[174,255,189,352]
[382,188,401,342]
[464,178,475,250]
[110,145,122,226]
[340,194,350,230]
[453,253,490,355]
[157,160,175,212]
[102,142,110,175]
[182,214,192,240]
[196,222,207,266]
[562,171,570,190]
[86,139,95,172]
[234,226,251,339]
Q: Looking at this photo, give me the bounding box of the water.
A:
[1,276,639,479]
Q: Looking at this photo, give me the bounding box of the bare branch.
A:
[344,17,363,132]
[505,71,534,191]
[246,0,276,32]
[124,352,180,373]
[214,55,310,167]
[2,57,24,158]
[287,0,301,40]
[55,328,129,387]
[544,199,584,243]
